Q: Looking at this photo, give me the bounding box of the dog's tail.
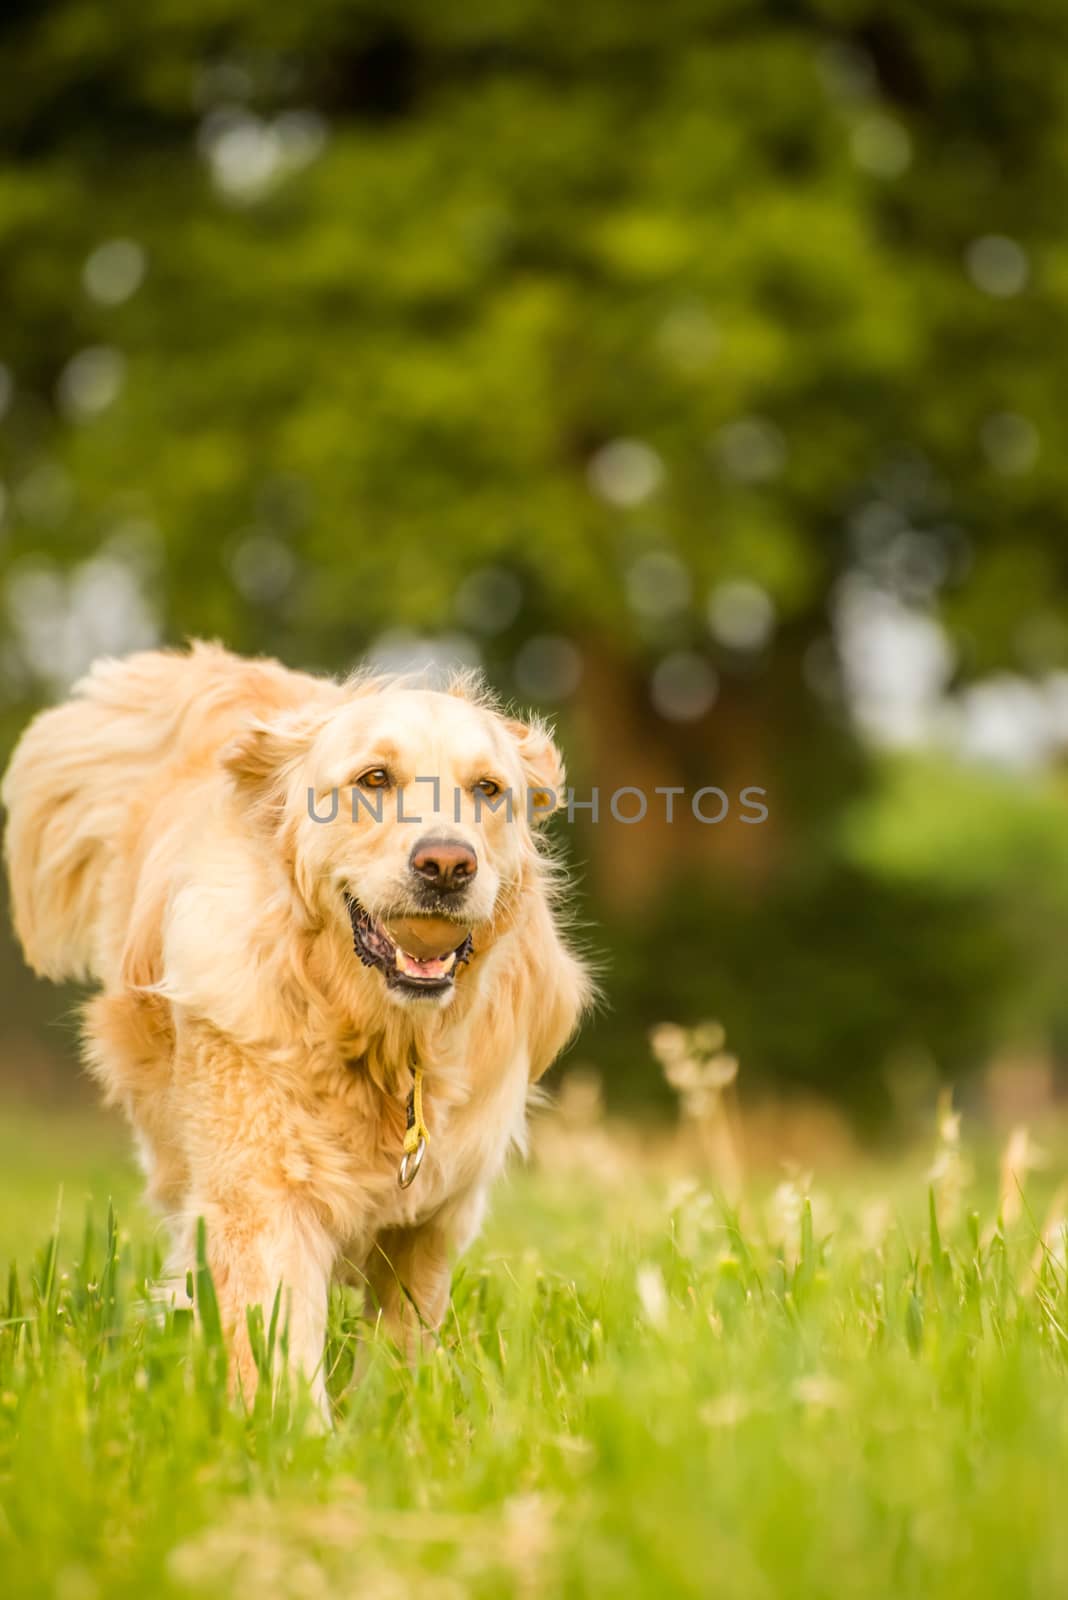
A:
[2,640,316,985]
[2,648,204,981]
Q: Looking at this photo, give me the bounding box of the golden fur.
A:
[2,642,591,1415]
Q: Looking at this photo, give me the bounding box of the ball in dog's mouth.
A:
[344,894,473,994]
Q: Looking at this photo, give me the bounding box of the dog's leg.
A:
[82,990,189,1211]
[174,1195,336,1421]
[365,1220,452,1356]
[365,1185,488,1357]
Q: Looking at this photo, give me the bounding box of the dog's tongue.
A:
[383,916,468,960]
[394,947,456,980]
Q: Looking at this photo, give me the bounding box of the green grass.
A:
[3,1103,1068,1598]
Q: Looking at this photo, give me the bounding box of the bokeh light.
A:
[625,552,691,621]
[650,651,718,722]
[712,418,787,484]
[587,439,664,508]
[230,533,298,605]
[82,240,146,306]
[980,412,1040,475]
[708,579,776,652]
[965,235,1031,298]
[56,347,125,421]
[454,566,523,634]
[850,113,912,178]
[514,635,583,702]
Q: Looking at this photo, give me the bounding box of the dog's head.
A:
[223,677,563,1005]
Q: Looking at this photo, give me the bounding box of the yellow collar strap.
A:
[398,1064,429,1188]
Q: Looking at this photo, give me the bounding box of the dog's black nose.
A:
[409,837,478,893]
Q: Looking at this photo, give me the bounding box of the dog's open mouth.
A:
[344,894,473,995]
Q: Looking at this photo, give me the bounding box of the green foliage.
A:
[3,1,1068,658]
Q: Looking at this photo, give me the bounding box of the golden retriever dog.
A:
[2,642,591,1416]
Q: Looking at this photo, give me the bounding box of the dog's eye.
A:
[355,768,391,791]
[475,778,502,799]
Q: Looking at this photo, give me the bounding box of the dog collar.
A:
[398,1064,429,1188]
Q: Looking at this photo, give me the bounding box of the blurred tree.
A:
[3,0,1068,1115]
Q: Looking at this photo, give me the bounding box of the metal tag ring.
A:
[398,1134,427,1189]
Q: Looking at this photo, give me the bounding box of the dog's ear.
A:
[504,716,566,824]
[221,711,320,811]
